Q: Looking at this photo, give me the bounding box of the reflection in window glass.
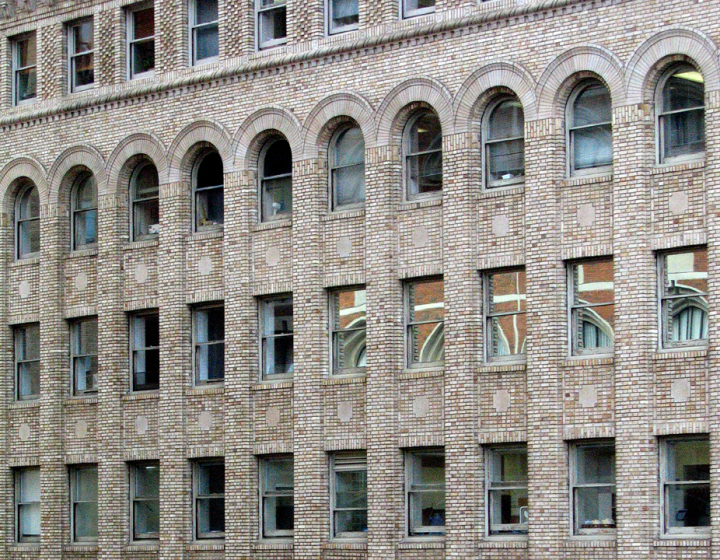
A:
[331,287,366,374]
[662,438,710,535]
[660,248,708,347]
[570,259,614,354]
[485,269,526,360]
[406,279,444,367]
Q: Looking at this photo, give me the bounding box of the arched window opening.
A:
[194,151,224,231]
[260,137,292,222]
[330,125,365,211]
[567,81,612,175]
[404,111,442,200]
[16,183,40,259]
[72,172,97,250]
[131,161,159,241]
[658,64,705,163]
[484,97,525,188]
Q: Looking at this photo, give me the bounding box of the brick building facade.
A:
[0,0,719,558]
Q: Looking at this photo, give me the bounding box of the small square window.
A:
[330,287,366,375]
[659,248,708,348]
[15,323,40,401]
[190,0,219,64]
[331,452,367,539]
[257,0,287,50]
[71,317,98,396]
[130,311,160,391]
[570,441,616,536]
[405,449,445,537]
[484,269,526,361]
[405,278,444,368]
[15,467,40,543]
[127,4,155,79]
[486,445,528,536]
[260,296,293,381]
[260,456,294,538]
[12,32,37,105]
[130,462,159,541]
[328,0,359,34]
[70,465,98,542]
[661,436,710,536]
[194,304,224,385]
[401,0,435,18]
[68,18,94,92]
[568,259,614,356]
[194,460,225,539]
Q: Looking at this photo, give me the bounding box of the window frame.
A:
[71,171,98,251]
[405,448,446,538]
[256,0,287,50]
[569,440,616,537]
[129,310,160,392]
[193,459,225,540]
[192,151,224,232]
[330,451,367,540]
[15,467,40,543]
[404,277,445,370]
[328,124,366,212]
[11,32,37,106]
[71,316,99,396]
[193,303,225,386]
[566,80,613,178]
[259,455,294,539]
[485,445,528,538]
[259,295,294,382]
[15,182,40,261]
[657,247,709,350]
[326,0,359,35]
[483,268,526,363]
[481,96,526,190]
[401,0,435,19]
[189,0,219,65]
[567,258,615,357]
[126,2,155,80]
[403,110,443,202]
[70,464,98,543]
[656,63,706,166]
[129,160,160,242]
[329,286,367,377]
[259,136,292,222]
[130,462,160,541]
[67,18,95,93]
[14,322,40,402]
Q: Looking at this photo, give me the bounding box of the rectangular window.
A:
[331,287,366,375]
[260,296,293,381]
[15,467,40,543]
[484,269,526,361]
[257,0,287,50]
[15,323,40,401]
[569,258,614,355]
[486,445,528,536]
[260,455,294,538]
[328,0,358,34]
[130,311,160,391]
[194,460,225,539]
[131,462,159,541]
[661,436,710,536]
[72,317,98,395]
[194,304,224,384]
[12,33,36,105]
[70,465,98,542]
[405,278,444,368]
[570,441,616,536]
[127,4,155,79]
[401,0,435,18]
[68,18,94,92]
[190,0,219,64]
[659,247,708,348]
[331,452,367,539]
[406,449,445,537]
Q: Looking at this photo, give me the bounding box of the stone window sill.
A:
[654,347,707,360]
[653,537,710,547]
[563,537,616,548]
[560,173,613,188]
[252,219,292,232]
[252,380,294,391]
[479,538,528,548]
[480,360,526,373]
[191,228,224,241]
[322,208,365,222]
[322,374,366,386]
[122,390,160,402]
[652,159,705,175]
[480,184,524,198]
[10,256,40,268]
[563,356,614,367]
[398,197,442,212]
[398,538,445,549]
[65,247,98,259]
[399,367,444,380]
[124,239,159,251]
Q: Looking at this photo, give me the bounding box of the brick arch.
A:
[232,107,303,170]
[625,27,720,104]
[103,133,169,197]
[375,77,455,145]
[454,61,538,131]
[167,120,233,182]
[536,45,626,119]
[47,145,105,205]
[301,92,376,159]
[0,156,48,214]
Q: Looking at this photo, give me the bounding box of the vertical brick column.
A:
[38,24,62,101]
[38,203,65,558]
[223,169,255,559]
[288,0,324,44]
[158,181,189,560]
[0,211,12,550]
[611,104,655,560]
[291,158,327,558]
[359,0,396,28]
[219,0,254,59]
[97,193,128,559]
[95,8,118,86]
[523,118,565,560]
[365,145,404,559]
[155,0,186,74]
[442,132,481,558]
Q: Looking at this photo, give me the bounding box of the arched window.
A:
[567,81,612,176]
[483,97,525,188]
[260,137,292,222]
[71,172,97,250]
[130,161,159,241]
[330,125,365,211]
[658,64,705,164]
[194,151,224,231]
[16,182,40,259]
[404,110,442,200]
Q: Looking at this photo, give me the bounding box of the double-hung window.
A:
[401,0,435,18]
[404,111,442,200]
[130,311,160,391]
[661,437,710,536]
[130,161,160,241]
[72,317,98,396]
[330,125,365,211]
[328,0,359,34]
[331,452,367,538]
[260,137,292,222]
[131,462,160,541]
[331,287,366,375]
[194,460,225,539]
[70,465,98,542]
[568,259,614,355]
[260,296,293,381]
[257,0,287,50]
[194,151,224,231]
[486,446,528,536]
[12,33,36,105]
[570,441,616,536]
[483,97,525,188]
[15,323,40,401]
[127,4,155,79]
[16,182,40,260]
[484,269,526,361]
[659,248,708,348]
[405,278,444,368]
[68,19,94,92]
[658,64,705,164]
[190,0,219,64]
[15,467,40,543]
[71,172,98,250]
[406,449,445,536]
[567,81,612,176]
[194,304,224,384]
[260,456,294,538]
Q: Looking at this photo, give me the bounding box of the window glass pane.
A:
[331,0,359,29]
[409,322,444,364]
[490,315,526,357]
[17,35,36,67]
[663,68,704,112]
[264,495,294,533]
[262,176,292,219]
[18,362,40,399]
[197,307,224,343]
[19,219,40,256]
[489,488,528,532]
[196,187,224,228]
[195,24,219,61]
[577,305,615,348]
[73,53,95,88]
[665,249,708,295]
[263,298,293,335]
[669,299,708,342]
[335,510,367,534]
[134,164,159,199]
[408,113,442,154]
[75,175,97,210]
[264,139,292,177]
[198,497,225,533]
[74,20,94,52]
[490,271,526,314]
[133,200,159,238]
[74,209,97,247]
[20,503,40,537]
[334,127,365,167]
[16,68,36,102]
[19,186,39,220]
[573,84,611,127]
[132,39,155,76]
[667,484,710,528]
[133,8,155,39]
[17,324,40,360]
[75,468,98,501]
[415,453,444,486]
[265,459,294,492]
[198,463,224,495]
[197,152,224,189]
[76,318,98,355]
[487,138,525,184]
[488,99,524,140]
[74,502,98,538]
[335,470,367,508]
[491,449,527,483]
[407,152,442,195]
[405,0,435,12]
[195,0,219,23]
[663,108,705,158]
[20,469,40,502]
[135,464,159,498]
[575,486,616,530]
[336,288,366,330]
[74,356,98,392]
[409,280,444,323]
[134,500,159,536]
[575,445,615,484]
[259,6,286,45]
[667,439,709,482]
[332,165,365,208]
[410,491,445,530]
[573,123,612,170]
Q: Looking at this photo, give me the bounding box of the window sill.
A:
[121,390,160,402]
[187,541,224,551]
[252,380,294,391]
[655,347,707,359]
[563,537,616,547]
[66,247,98,259]
[324,539,367,549]
[253,540,293,550]
[8,544,40,552]
[321,208,365,222]
[653,537,710,547]
[560,173,613,188]
[563,355,614,367]
[652,159,705,175]
[480,184,524,198]
[398,537,445,549]
[192,228,224,241]
[63,396,98,406]
[398,197,442,212]
[125,543,159,552]
[124,239,159,251]
[63,543,98,552]
[187,383,224,396]
[480,360,526,373]
[399,367,444,380]
[252,219,292,232]
[9,400,40,410]
[479,537,527,548]
[322,374,366,386]
[10,256,40,267]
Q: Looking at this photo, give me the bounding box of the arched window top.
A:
[16,182,40,259]
[404,110,442,200]
[567,80,612,176]
[131,161,160,241]
[484,97,525,188]
[132,162,159,197]
[262,137,292,178]
[661,64,704,112]
[330,125,365,211]
[196,151,224,189]
[487,98,524,141]
[571,82,612,127]
[658,64,705,163]
[260,137,292,222]
[17,183,39,221]
[72,172,97,250]
[194,151,224,231]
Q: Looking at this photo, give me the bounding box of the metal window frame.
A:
[14,322,40,402]
[569,440,616,537]
[256,0,288,50]
[404,277,444,369]
[404,448,446,537]
[130,461,160,541]
[70,464,98,543]
[71,171,98,251]
[330,451,367,540]
[567,258,615,357]
[485,444,529,537]
[189,0,219,65]
[258,136,292,222]
[126,3,156,80]
[481,96,526,190]
[192,150,224,232]
[15,182,40,260]
[259,295,294,382]
[483,268,526,363]
[193,302,225,386]
[259,455,294,539]
[71,316,99,396]
[129,310,160,392]
[193,459,225,540]
[15,467,40,543]
[67,17,95,93]
[329,286,367,377]
[129,160,160,242]
[400,0,435,19]
[328,124,365,212]
[326,0,359,35]
[566,80,613,178]
[11,32,37,106]
[403,110,443,202]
